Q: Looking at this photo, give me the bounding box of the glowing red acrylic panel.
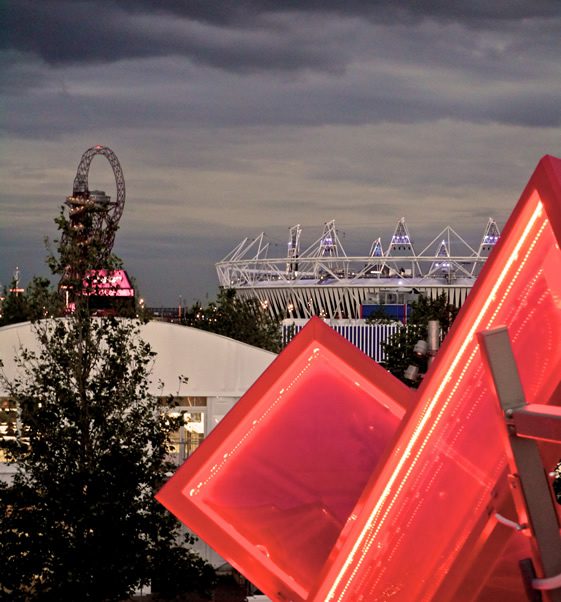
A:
[157,318,413,601]
[312,155,561,602]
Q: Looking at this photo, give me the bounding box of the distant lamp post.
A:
[9,266,25,296]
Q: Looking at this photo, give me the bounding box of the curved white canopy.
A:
[0,320,276,398]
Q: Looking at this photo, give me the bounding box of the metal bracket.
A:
[478,326,561,602]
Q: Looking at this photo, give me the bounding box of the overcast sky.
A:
[2,1,560,305]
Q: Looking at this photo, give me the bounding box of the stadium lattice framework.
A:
[216,217,501,320]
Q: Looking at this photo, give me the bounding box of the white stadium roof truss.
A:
[215,218,501,319]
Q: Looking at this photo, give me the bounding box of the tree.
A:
[0,276,63,326]
[381,293,459,387]
[0,209,214,600]
[182,288,282,353]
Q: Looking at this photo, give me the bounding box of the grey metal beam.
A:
[478,326,561,602]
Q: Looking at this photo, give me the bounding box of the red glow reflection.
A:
[316,156,561,602]
[158,155,561,602]
[157,318,412,601]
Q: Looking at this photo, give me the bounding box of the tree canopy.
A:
[0,210,214,600]
[182,288,282,353]
[0,276,63,326]
[381,293,459,387]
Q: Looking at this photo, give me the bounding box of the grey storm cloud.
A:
[3,3,347,73]
[2,49,560,140]
[3,0,560,134]
[3,0,561,70]
[2,0,560,304]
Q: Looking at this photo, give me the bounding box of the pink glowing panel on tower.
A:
[157,318,413,601]
[312,155,561,602]
[86,269,134,296]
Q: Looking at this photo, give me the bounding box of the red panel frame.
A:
[159,155,561,601]
[311,155,561,601]
[157,317,413,601]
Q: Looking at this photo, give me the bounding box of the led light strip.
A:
[326,199,545,601]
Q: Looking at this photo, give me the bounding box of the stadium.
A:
[216,217,501,321]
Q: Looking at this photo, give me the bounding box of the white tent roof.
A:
[0,320,276,398]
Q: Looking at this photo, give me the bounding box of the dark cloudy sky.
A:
[2,1,560,305]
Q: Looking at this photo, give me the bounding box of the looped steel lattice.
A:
[67,145,126,256]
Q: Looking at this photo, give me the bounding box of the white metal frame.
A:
[216,218,500,319]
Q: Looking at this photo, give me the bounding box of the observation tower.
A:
[64,145,125,257]
[61,145,134,311]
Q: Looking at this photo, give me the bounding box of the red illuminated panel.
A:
[156,318,413,601]
[86,269,134,296]
[312,155,561,601]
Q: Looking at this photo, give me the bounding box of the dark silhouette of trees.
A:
[381,293,459,387]
[182,288,282,353]
[0,210,214,600]
[0,276,63,326]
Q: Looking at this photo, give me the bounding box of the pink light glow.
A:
[156,318,413,601]
[158,155,561,602]
[85,269,134,297]
[315,155,561,601]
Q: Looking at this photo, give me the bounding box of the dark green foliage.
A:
[0,280,27,326]
[0,276,63,326]
[410,293,458,335]
[380,323,427,387]
[182,288,282,353]
[381,293,459,387]
[49,208,111,285]
[151,543,217,600]
[0,210,214,600]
